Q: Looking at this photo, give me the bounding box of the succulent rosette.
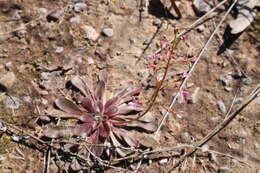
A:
[44,71,156,156]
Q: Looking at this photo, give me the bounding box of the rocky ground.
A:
[0,0,259,172]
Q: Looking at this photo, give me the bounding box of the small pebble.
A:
[0,72,16,90]
[11,134,22,142]
[143,37,152,45]
[201,144,209,152]
[193,0,211,15]
[242,78,252,85]
[0,122,6,132]
[217,100,227,114]
[159,158,168,165]
[74,2,87,12]
[87,57,94,64]
[197,25,205,32]
[218,167,230,173]
[12,10,21,20]
[23,96,31,103]
[40,71,61,81]
[232,69,243,79]
[39,115,51,122]
[233,97,243,104]
[38,8,47,15]
[224,87,233,92]
[5,96,20,109]
[129,38,135,44]
[219,74,232,86]
[55,46,64,53]
[102,28,114,37]
[209,153,218,163]
[0,155,4,162]
[47,10,63,22]
[42,98,48,105]
[83,25,99,41]
[4,62,12,68]
[226,49,235,55]
[69,15,81,23]
[39,90,49,96]
[152,18,162,27]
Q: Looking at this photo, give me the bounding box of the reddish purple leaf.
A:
[112,127,138,147]
[104,96,120,110]
[81,97,95,112]
[99,123,110,138]
[110,132,127,156]
[71,76,92,97]
[94,81,106,105]
[88,130,103,156]
[104,106,118,116]
[79,114,95,123]
[72,124,93,136]
[55,98,83,117]
[116,105,143,115]
[127,122,157,132]
[112,114,138,120]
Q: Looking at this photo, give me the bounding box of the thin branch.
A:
[225,87,239,120]
[155,0,238,136]
[166,83,259,172]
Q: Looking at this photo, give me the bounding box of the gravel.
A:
[193,0,211,15]
[83,25,99,41]
[242,78,252,85]
[102,28,114,37]
[0,72,16,91]
[74,2,87,12]
[5,96,20,109]
[152,18,162,27]
[217,100,227,114]
[218,167,230,173]
[69,15,81,23]
[23,96,31,103]
[219,74,233,86]
[47,10,63,22]
[55,46,64,53]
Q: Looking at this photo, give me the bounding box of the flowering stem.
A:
[117,38,181,124]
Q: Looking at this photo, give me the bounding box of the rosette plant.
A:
[43,71,156,156]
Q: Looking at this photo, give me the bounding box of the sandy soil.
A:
[0,0,259,172]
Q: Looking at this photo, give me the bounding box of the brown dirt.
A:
[0,0,259,172]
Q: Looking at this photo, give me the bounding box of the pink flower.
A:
[145,64,160,70]
[171,55,177,59]
[160,41,168,49]
[156,76,163,81]
[128,101,139,106]
[182,71,190,78]
[180,90,189,96]
[180,34,187,40]
[191,56,197,62]
[150,53,160,60]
